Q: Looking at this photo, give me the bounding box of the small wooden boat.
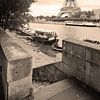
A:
[83,39,100,44]
[52,45,62,52]
[32,29,58,45]
[52,39,62,52]
[16,27,32,36]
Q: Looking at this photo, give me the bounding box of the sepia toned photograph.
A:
[0,0,100,100]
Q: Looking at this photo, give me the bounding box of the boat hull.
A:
[52,45,62,52]
[32,37,57,45]
[65,23,97,27]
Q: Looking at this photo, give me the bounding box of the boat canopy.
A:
[34,29,57,37]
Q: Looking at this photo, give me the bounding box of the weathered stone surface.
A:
[62,39,100,92]
[0,33,32,82]
[33,79,72,100]
[0,43,32,83]
[33,63,66,83]
[0,30,32,100]
[63,53,85,73]
[89,63,100,92]
[72,44,85,59]
[84,62,91,84]
[62,41,73,55]
[8,76,32,99]
[8,56,32,82]
[58,63,75,76]
[86,48,100,65]
[63,41,85,59]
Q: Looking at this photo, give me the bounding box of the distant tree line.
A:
[33,15,57,21]
[0,0,36,30]
[32,11,96,22]
[71,11,95,19]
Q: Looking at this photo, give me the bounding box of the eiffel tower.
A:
[58,0,81,17]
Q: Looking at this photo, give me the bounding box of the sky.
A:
[29,0,100,16]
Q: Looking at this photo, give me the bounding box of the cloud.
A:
[30,0,100,16]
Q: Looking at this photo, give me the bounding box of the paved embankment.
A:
[48,78,100,100]
[7,30,62,69]
[2,30,99,100]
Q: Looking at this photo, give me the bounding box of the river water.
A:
[29,23,100,46]
[26,22,100,58]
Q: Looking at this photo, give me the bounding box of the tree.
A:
[71,11,82,18]
[71,10,95,19]
[0,0,36,30]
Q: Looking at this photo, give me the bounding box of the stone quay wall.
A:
[62,38,100,92]
[0,30,32,100]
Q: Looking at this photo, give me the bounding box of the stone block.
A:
[7,56,32,82]
[45,65,66,82]
[63,40,85,59]
[0,42,32,82]
[62,41,73,55]
[60,63,75,76]
[86,48,100,65]
[62,39,100,92]
[33,79,72,100]
[0,31,32,99]
[8,76,32,100]
[84,61,91,84]
[62,53,73,66]
[72,44,85,59]
[89,63,100,92]
[58,63,85,83]
[63,53,85,73]
[73,71,85,82]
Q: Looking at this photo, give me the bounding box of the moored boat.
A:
[16,27,32,36]
[65,21,97,27]
[52,39,62,52]
[83,38,100,44]
[31,29,58,45]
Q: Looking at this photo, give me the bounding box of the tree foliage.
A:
[0,0,36,30]
[72,11,94,19]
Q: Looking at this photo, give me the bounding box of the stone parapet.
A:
[0,30,32,100]
[62,38,100,92]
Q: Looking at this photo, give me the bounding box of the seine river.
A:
[29,23,100,46]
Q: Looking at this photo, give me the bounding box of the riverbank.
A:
[31,20,100,27]
[6,30,62,68]
[32,21,65,25]
[2,29,100,100]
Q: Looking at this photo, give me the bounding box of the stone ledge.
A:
[0,29,32,100]
[63,38,100,51]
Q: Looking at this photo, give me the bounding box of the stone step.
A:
[33,79,72,100]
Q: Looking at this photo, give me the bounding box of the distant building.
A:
[93,9,100,19]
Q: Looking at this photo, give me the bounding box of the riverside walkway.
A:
[7,30,62,69]
[0,30,100,100]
